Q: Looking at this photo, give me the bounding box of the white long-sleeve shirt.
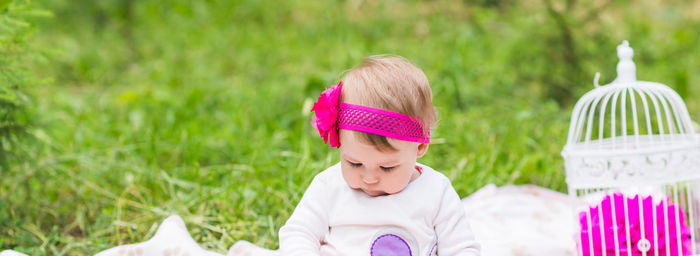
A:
[279,162,480,256]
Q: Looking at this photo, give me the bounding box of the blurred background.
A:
[1,0,699,254]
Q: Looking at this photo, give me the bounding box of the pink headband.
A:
[311,82,430,148]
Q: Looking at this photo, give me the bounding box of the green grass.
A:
[2,0,700,255]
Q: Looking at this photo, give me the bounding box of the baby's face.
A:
[339,130,428,197]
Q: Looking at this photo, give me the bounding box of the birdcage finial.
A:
[615,40,636,83]
[593,41,636,87]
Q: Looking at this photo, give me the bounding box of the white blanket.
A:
[462,184,577,256]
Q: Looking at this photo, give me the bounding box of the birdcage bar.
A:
[620,87,628,144]
[674,184,683,256]
[610,190,621,256]
[653,190,659,256]
[653,87,682,135]
[623,191,634,256]
[637,191,648,256]
[672,91,696,133]
[568,87,602,143]
[655,88,688,134]
[570,94,590,143]
[612,88,625,149]
[668,94,685,135]
[583,188,596,255]
[662,188,672,256]
[651,89,677,136]
[686,183,697,253]
[598,89,615,145]
[576,96,594,143]
[567,96,587,143]
[584,97,601,143]
[574,191,585,256]
[632,87,652,144]
[659,185,669,256]
[640,87,667,139]
[580,100,593,143]
[628,88,639,145]
[598,189,609,256]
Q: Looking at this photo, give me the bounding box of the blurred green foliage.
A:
[1,0,699,254]
[0,0,49,165]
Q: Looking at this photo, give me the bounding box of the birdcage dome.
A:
[562,41,700,189]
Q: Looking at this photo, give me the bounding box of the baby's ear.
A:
[416,143,429,158]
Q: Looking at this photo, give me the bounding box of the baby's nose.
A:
[362,175,379,185]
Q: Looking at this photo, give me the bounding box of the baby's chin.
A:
[353,186,405,197]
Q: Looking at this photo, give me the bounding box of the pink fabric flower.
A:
[579,193,692,256]
[311,82,343,148]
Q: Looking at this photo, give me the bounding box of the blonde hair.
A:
[340,55,437,151]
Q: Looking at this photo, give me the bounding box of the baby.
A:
[279,55,480,255]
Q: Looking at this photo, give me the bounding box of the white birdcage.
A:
[562,41,700,256]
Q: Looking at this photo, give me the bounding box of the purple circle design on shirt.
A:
[370,234,412,256]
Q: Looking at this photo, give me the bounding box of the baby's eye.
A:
[380,166,396,172]
[347,161,363,168]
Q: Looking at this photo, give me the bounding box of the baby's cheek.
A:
[343,172,362,189]
[384,179,409,194]
[389,171,414,193]
[348,180,362,189]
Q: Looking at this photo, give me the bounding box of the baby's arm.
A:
[278,175,330,256]
[434,180,481,256]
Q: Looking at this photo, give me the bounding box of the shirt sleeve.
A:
[433,178,481,256]
[278,174,330,256]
